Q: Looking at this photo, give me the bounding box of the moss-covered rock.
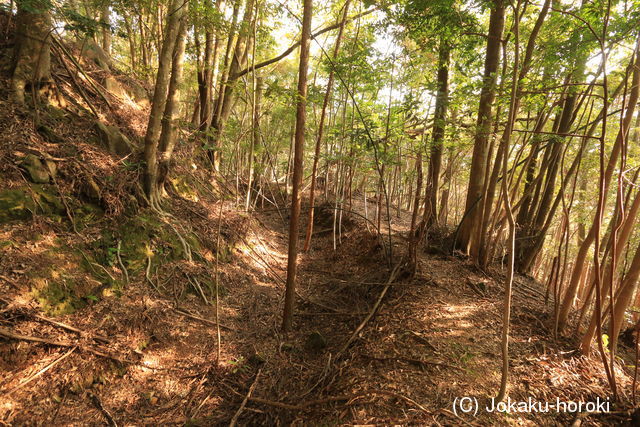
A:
[20,154,51,183]
[0,188,35,222]
[95,121,137,157]
[0,184,65,223]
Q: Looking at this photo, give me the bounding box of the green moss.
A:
[30,184,65,215]
[170,176,200,202]
[74,203,104,230]
[0,188,35,223]
[92,211,204,275]
[0,185,67,224]
[31,278,86,316]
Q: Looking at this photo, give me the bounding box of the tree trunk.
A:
[156,19,188,194]
[422,39,450,231]
[143,0,187,206]
[12,0,52,104]
[282,0,312,332]
[246,76,263,210]
[209,0,255,171]
[557,37,640,332]
[455,0,505,253]
[101,3,111,56]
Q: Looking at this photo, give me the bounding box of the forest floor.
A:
[2,187,638,426]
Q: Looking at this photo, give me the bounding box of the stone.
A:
[82,175,101,201]
[125,80,150,107]
[95,121,136,156]
[0,189,35,223]
[20,154,50,183]
[44,160,57,179]
[104,76,127,99]
[79,39,111,71]
[0,185,65,224]
[305,331,327,352]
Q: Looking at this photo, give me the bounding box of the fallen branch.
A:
[229,369,261,427]
[90,392,118,427]
[248,389,428,413]
[248,395,356,411]
[6,347,76,393]
[335,262,402,358]
[0,327,133,364]
[363,355,463,372]
[173,308,236,331]
[34,314,110,344]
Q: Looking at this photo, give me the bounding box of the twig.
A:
[116,240,129,286]
[173,308,235,331]
[335,262,402,358]
[6,347,76,393]
[229,369,262,427]
[90,392,118,427]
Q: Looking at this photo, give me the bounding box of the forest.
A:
[1,0,640,424]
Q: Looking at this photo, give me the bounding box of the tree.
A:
[455,0,505,254]
[143,0,189,207]
[12,0,53,104]
[303,0,351,252]
[282,0,313,332]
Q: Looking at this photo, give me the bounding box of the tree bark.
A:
[101,3,111,56]
[156,19,188,193]
[282,0,312,332]
[455,0,505,253]
[422,39,450,231]
[143,0,188,206]
[12,0,52,104]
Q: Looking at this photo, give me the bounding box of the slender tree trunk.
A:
[423,39,450,231]
[557,37,640,332]
[209,0,255,171]
[282,0,312,332]
[246,76,263,210]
